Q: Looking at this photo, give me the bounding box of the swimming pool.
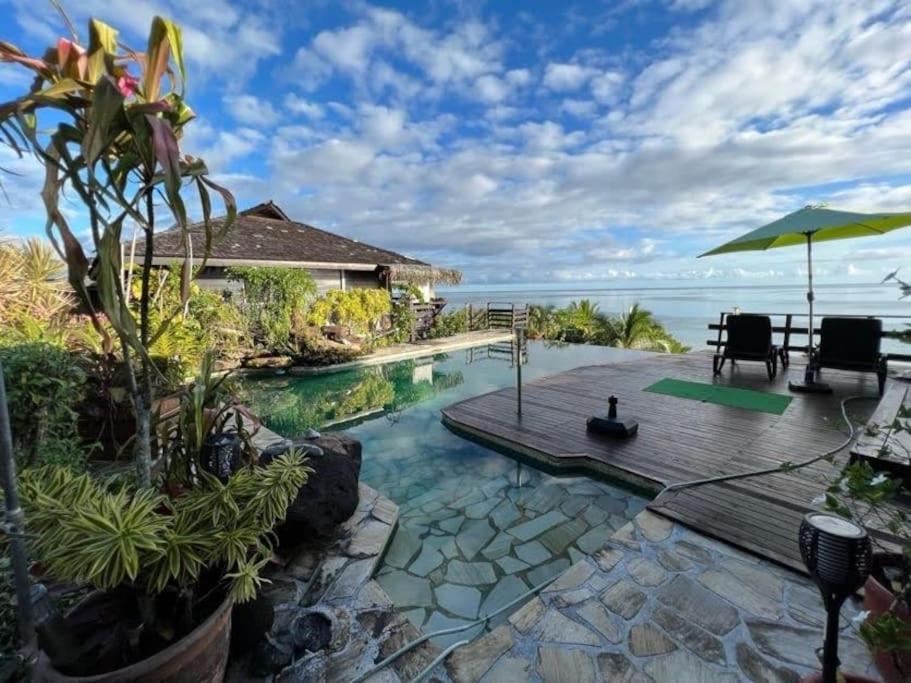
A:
[241,341,652,645]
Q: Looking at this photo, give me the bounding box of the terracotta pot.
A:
[34,591,233,683]
[864,563,911,683]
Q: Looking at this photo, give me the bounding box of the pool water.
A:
[242,341,652,644]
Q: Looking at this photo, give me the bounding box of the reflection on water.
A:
[240,341,651,644]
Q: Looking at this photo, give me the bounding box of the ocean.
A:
[439,282,911,353]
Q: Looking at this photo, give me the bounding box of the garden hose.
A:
[660,394,871,494]
[350,576,556,683]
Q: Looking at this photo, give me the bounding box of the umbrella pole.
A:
[789,233,832,393]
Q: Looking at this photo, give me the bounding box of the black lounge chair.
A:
[713,314,778,380]
[813,317,887,395]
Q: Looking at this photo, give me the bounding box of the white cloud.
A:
[228,95,280,127]
[284,94,325,120]
[543,63,596,90]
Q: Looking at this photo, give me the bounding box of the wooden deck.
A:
[442,351,901,572]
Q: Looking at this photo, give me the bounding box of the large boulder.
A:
[264,434,362,544]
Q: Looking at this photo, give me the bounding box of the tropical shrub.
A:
[307,289,392,336]
[525,301,688,353]
[0,238,84,347]
[227,266,316,352]
[1,15,236,488]
[0,342,87,469]
[428,308,469,338]
[824,459,911,674]
[389,296,417,343]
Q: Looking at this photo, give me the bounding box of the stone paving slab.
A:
[431,509,881,683]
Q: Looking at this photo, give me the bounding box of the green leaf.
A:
[82,76,125,166]
[144,17,184,102]
[87,19,118,83]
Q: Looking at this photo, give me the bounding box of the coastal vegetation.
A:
[526,300,689,353]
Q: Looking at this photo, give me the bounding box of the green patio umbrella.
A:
[700,206,911,391]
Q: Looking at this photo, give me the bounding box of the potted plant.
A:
[823,460,911,682]
[18,353,311,680]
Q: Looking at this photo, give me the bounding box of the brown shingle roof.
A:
[134,201,428,268]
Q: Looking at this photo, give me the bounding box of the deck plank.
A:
[441,350,898,573]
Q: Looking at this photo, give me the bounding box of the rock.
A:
[508,596,545,633]
[276,434,362,542]
[423,612,484,649]
[481,532,513,561]
[553,587,593,607]
[583,505,609,526]
[515,541,551,565]
[575,527,608,554]
[379,615,443,680]
[626,557,668,586]
[445,626,513,683]
[652,607,726,665]
[409,545,444,577]
[485,656,532,682]
[644,650,738,683]
[735,642,800,683]
[371,496,398,525]
[490,500,521,529]
[594,547,624,572]
[601,580,647,619]
[455,519,496,560]
[528,558,571,586]
[479,576,529,623]
[537,647,597,682]
[656,548,693,572]
[544,560,595,592]
[657,576,740,636]
[291,612,332,653]
[506,510,569,542]
[540,518,588,555]
[438,516,463,535]
[250,633,293,676]
[674,540,713,565]
[384,528,422,569]
[697,568,782,619]
[376,571,433,608]
[435,584,481,619]
[597,653,650,683]
[496,556,529,574]
[629,624,677,656]
[634,510,674,541]
[445,560,497,585]
[745,620,876,669]
[323,558,376,601]
[465,497,499,519]
[533,609,600,646]
[576,599,622,643]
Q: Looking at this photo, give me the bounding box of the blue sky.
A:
[2,0,911,287]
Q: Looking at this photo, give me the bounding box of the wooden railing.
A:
[708,311,911,362]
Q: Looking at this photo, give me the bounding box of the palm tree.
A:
[603,304,689,353]
[566,299,602,341]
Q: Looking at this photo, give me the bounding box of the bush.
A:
[306,289,392,337]
[428,308,469,338]
[228,267,317,352]
[0,342,88,469]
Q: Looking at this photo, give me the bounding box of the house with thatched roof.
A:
[131,201,461,298]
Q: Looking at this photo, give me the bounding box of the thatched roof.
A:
[382,263,463,285]
[133,202,457,278]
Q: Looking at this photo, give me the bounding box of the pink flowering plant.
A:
[0,16,236,488]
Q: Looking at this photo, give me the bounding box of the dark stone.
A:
[273,434,362,543]
[250,633,293,676]
[231,596,275,655]
[291,612,332,653]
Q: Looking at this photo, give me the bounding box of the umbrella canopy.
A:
[699,205,911,391]
[700,206,911,257]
